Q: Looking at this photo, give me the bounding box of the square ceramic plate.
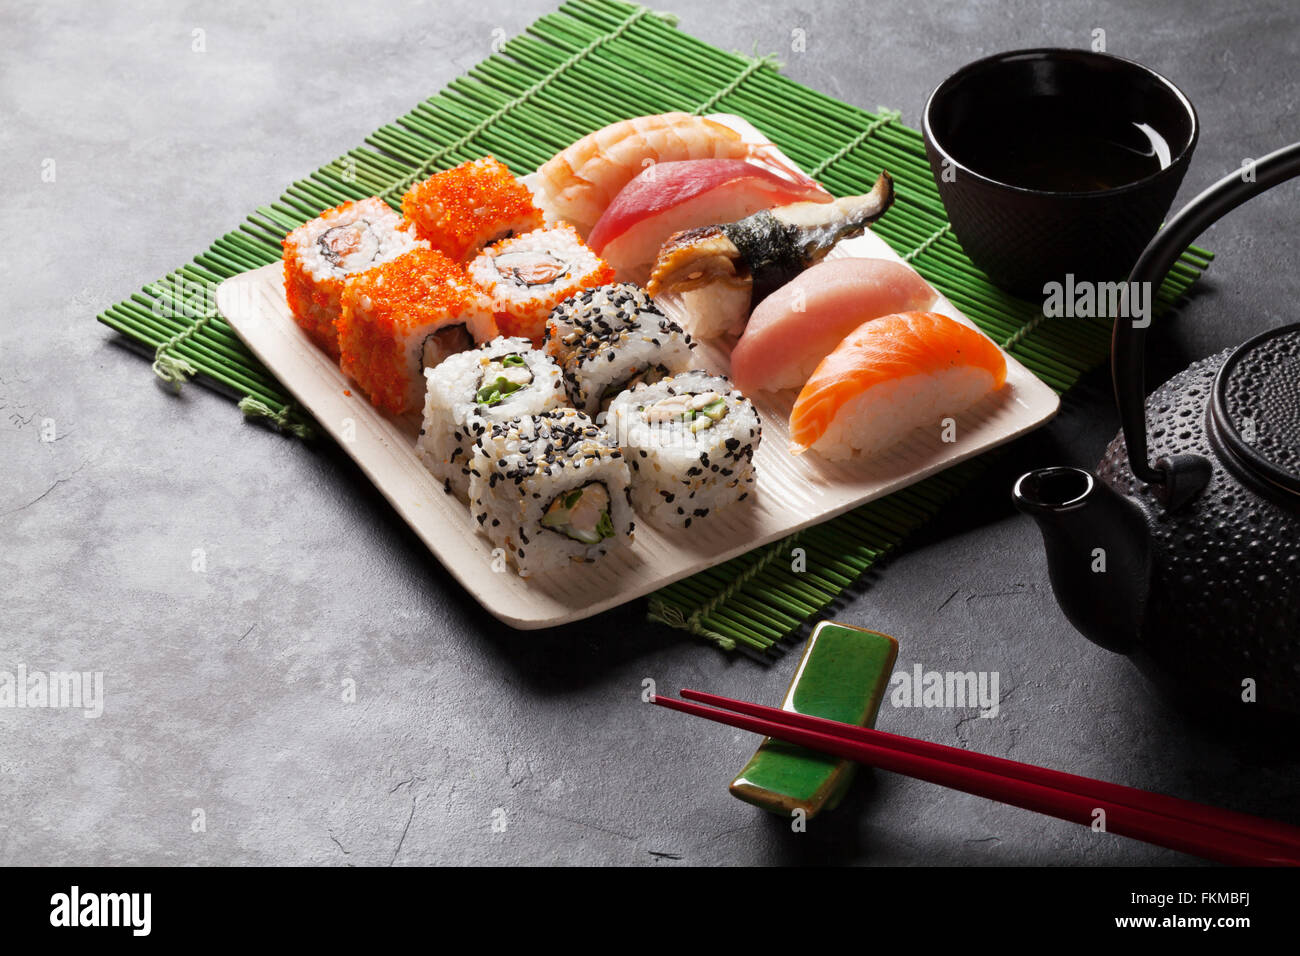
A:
[216,114,1059,628]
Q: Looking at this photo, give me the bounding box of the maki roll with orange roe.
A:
[467,224,615,344]
[282,197,426,358]
[401,157,544,262]
[338,248,497,416]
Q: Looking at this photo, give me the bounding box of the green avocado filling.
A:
[686,398,728,432]
[540,482,615,545]
[638,393,729,432]
[476,354,533,407]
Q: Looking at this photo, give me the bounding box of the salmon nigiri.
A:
[789,311,1007,460]
[729,257,936,393]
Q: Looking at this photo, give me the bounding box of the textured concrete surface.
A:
[2,0,1299,865]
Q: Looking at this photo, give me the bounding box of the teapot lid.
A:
[1210,323,1300,500]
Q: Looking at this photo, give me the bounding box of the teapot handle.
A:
[1115,141,1300,509]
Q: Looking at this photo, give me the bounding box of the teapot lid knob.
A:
[1210,323,1300,502]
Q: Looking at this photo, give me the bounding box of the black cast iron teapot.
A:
[1013,142,1300,717]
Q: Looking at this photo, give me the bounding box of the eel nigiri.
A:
[789,311,1007,460]
[647,171,894,339]
[535,113,811,236]
[586,159,831,284]
[729,257,936,394]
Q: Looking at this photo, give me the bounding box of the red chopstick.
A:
[654,690,1300,866]
[680,688,1300,855]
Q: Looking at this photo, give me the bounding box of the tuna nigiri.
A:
[729,257,936,393]
[789,311,1007,460]
[648,172,895,339]
[586,159,831,284]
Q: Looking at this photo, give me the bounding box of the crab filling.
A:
[318,220,380,270]
[475,354,533,407]
[421,324,473,372]
[640,390,729,433]
[494,251,570,288]
[540,481,615,545]
[599,364,671,412]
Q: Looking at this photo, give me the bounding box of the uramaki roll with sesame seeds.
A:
[417,336,567,501]
[467,224,615,345]
[401,157,545,262]
[282,197,426,359]
[607,370,760,530]
[542,282,695,419]
[338,248,496,416]
[468,408,634,577]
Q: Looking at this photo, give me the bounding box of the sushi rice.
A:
[282,197,426,358]
[543,283,695,419]
[417,336,567,500]
[608,370,760,530]
[467,224,614,344]
[469,408,634,577]
[337,247,497,416]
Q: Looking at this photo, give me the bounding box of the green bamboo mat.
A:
[96,0,1213,651]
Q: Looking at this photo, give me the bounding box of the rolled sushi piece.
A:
[282,197,427,358]
[338,248,497,416]
[401,156,545,262]
[543,283,695,418]
[469,408,634,576]
[417,336,567,500]
[608,370,760,530]
[467,224,615,344]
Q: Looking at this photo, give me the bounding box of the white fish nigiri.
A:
[729,258,936,394]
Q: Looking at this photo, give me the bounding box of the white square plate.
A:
[216,115,1058,628]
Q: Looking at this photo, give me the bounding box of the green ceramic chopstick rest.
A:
[730,621,898,818]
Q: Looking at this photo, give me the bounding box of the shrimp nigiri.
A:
[535,113,808,236]
[789,311,1007,460]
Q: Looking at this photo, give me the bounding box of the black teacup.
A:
[922,49,1198,299]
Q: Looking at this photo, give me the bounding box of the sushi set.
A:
[217,113,1059,627]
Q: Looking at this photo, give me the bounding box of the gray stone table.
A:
[3,0,1298,865]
